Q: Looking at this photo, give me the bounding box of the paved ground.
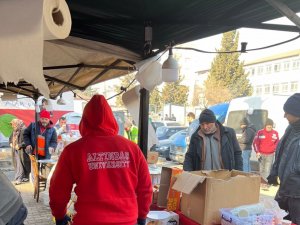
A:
[1,147,53,225]
[15,182,54,225]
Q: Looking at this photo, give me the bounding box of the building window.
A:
[251,67,255,76]
[256,86,263,95]
[291,81,298,92]
[292,60,300,70]
[264,85,270,94]
[274,64,281,72]
[273,84,280,94]
[281,83,288,93]
[283,61,290,71]
[266,65,272,74]
[257,66,264,75]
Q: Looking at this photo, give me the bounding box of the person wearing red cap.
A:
[49,95,152,225]
[23,110,57,159]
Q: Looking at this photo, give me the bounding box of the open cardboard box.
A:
[157,166,183,211]
[172,170,261,225]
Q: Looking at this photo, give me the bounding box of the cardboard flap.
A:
[172,171,206,194]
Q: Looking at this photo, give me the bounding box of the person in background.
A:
[158,113,163,121]
[268,93,300,223]
[164,114,169,120]
[55,117,71,137]
[170,114,176,121]
[238,117,256,172]
[186,112,195,125]
[0,171,28,225]
[9,119,30,185]
[253,118,279,181]
[40,98,53,118]
[41,98,48,110]
[23,110,57,159]
[124,118,139,144]
[49,95,152,225]
[55,117,72,154]
[183,109,243,171]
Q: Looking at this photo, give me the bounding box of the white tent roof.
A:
[0,36,140,99]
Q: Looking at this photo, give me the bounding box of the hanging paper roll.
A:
[0,0,72,97]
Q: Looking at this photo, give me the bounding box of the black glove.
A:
[267,175,279,186]
[137,218,146,225]
[56,215,71,225]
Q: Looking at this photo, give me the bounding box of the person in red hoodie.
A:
[49,95,152,225]
[253,118,279,180]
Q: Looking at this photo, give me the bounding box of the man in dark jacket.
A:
[183,109,243,171]
[23,110,57,160]
[0,171,27,225]
[268,93,300,224]
[238,117,256,172]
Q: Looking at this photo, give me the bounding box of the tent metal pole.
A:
[138,88,149,158]
[43,63,135,71]
[137,22,152,159]
[33,94,40,202]
[44,75,85,90]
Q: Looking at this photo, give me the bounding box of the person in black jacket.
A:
[23,110,57,160]
[183,109,243,171]
[0,171,27,224]
[267,93,300,223]
[238,117,256,172]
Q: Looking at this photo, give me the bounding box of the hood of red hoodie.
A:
[79,95,119,136]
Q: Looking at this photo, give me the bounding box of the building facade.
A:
[244,49,300,96]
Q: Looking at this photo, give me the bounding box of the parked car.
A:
[151,129,187,160]
[151,139,172,159]
[151,121,181,131]
[169,129,188,163]
[156,126,187,140]
[0,132,9,147]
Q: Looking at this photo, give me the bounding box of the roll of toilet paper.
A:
[43,0,72,40]
[0,0,72,97]
[231,203,265,217]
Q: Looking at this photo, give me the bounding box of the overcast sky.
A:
[178,14,300,71]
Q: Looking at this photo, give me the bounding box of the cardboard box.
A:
[146,211,179,225]
[148,152,159,164]
[157,166,182,211]
[172,170,261,225]
[149,165,162,186]
[152,186,159,204]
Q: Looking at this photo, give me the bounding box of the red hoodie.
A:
[49,95,152,225]
[253,128,279,155]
